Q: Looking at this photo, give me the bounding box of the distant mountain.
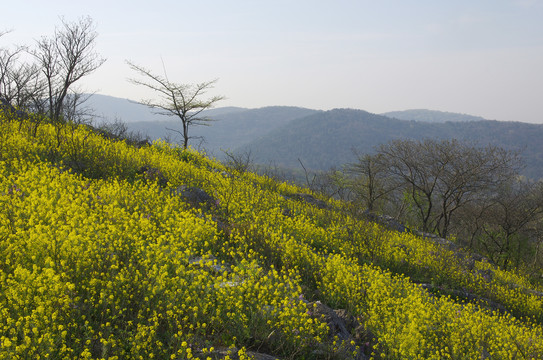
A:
[85,94,157,123]
[86,94,247,124]
[125,105,319,156]
[84,95,543,179]
[195,106,249,117]
[382,109,487,123]
[84,94,318,155]
[237,108,543,179]
[238,109,410,169]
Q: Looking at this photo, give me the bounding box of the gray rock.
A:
[135,139,151,148]
[0,97,28,120]
[188,256,229,274]
[137,165,168,187]
[363,211,409,233]
[196,347,279,360]
[308,301,370,359]
[309,301,352,341]
[287,193,328,209]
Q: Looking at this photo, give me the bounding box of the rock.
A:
[135,139,151,148]
[309,301,352,340]
[172,185,215,206]
[0,97,28,120]
[308,301,370,359]
[335,309,360,333]
[198,347,279,360]
[476,268,494,282]
[137,165,168,187]
[287,193,328,209]
[188,256,229,274]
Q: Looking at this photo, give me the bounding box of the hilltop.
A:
[2,110,543,359]
[381,109,488,123]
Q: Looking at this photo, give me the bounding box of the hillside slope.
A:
[1,112,543,359]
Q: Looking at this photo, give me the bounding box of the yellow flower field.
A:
[1,114,543,359]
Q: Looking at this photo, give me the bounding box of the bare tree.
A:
[313,167,352,201]
[127,60,225,149]
[377,139,520,238]
[346,151,397,212]
[434,142,521,238]
[63,91,95,125]
[0,39,25,102]
[477,180,543,270]
[32,16,105,124]
[0,32,45,111]
[223,149,254,173]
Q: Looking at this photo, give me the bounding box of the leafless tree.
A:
[63,91,95,125]
[313,167,353,201]
[223,149,254,173]
[127,60,225,149]
[376,139,520,238]
[346,151,398,212]
[477,180,543,270]
[0,32,45,111]
[32,16,105,124]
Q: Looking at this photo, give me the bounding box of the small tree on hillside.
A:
[478,180,543,270]
[127,61,224,149]
[346,151,398,213]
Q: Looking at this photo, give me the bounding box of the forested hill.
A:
[238,108,543,179]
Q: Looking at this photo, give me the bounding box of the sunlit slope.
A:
[1,115,543,359]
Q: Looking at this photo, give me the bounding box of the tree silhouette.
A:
[127,61,224,149]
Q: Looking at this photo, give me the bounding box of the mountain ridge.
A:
[237,108,543,179]
[382,109,488,123]
[87,95,543,179]
[87,94,496,125]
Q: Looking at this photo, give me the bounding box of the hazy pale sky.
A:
[2,0,543,123]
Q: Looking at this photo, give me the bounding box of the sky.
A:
[2,0,543,123]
